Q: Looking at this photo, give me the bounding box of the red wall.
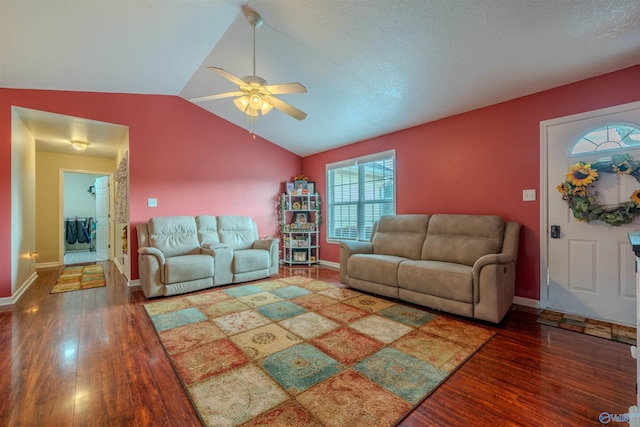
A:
[303,65,640,300]
[2,65,639,301]
[0,89,301,298]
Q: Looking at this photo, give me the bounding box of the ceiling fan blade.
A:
[262,82,307,95]
[209,67,246,87]
[265,96,307,121]
[189,91,245,103]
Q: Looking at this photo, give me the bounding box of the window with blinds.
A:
[326,150,395,241]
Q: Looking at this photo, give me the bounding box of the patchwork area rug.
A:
[144,277,495,427]
[50,264,106,294]
[537,309,636,345]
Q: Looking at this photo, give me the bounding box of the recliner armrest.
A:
[340,241,374,257]
[473,253,514,270]
[339,241,374,284]
[202,244,233,285]
[138,246,166,265]
[137,246,167,297]
[472,253,515,288]
[253,238,280,275]
[471,253,517,323]
[201,243,230,252]
[253,238,278,252]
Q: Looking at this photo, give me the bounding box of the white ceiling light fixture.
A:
[189,5,307,122]
[70,140,89,151]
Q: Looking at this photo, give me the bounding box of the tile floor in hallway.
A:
[63,250,104,265]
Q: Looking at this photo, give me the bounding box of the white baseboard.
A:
[13,272,38,303]
[319,260,339,269]
[279,260,339,269]
[128,279,140,289]
[36,261,59,269]
[513,296,539,308]
[0,272,39,307]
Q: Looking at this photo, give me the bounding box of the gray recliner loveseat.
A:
[340,214,520,323]
[136,215,279,298]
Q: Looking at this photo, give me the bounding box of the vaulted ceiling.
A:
[2,0,639,157]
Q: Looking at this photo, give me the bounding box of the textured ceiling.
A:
[3,0,640,157]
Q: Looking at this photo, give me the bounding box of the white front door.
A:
[95,176,110,260]
[546,105,640,326]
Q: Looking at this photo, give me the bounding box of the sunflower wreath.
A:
[557,153,640,226]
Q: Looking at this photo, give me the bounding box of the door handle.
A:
[550,225,560,239]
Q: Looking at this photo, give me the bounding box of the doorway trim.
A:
[59,168,114,266]
[539,100,640,310]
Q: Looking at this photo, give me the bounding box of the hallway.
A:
[63,250,100,265]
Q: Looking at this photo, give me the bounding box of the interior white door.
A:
[95,176,109,260]
[547,108,640,326]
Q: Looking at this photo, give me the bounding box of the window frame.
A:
[325,149,396,243]
[569,122,640,156]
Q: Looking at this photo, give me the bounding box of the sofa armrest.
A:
[340,241,373,257]
[139,246,165,264]
[137,246,166,298]
[471,253,516,323]
[253,238,275,251]
[253,238,280,276]
[473,253,513,270]
[472,253,515,295]
[339,241,374,284]
[201,243,230,254]
[202,244,233,285]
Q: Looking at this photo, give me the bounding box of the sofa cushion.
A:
[348,254,407,287]
[372,214,430,260]
[164,254,214,284]
[233,249,269,274]
[148,216,200,258]
[398,260,474,303]
[196,215,220,246]
[421,214,504,266]
[217,216,259,250]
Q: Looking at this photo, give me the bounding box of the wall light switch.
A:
[522,189,536,201]
[148,198,158,208]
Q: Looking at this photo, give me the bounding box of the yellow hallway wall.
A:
[11,109,36,296]
[36,151,116,265]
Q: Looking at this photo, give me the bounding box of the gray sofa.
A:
[136,215,279,298]
[340,214,520,323]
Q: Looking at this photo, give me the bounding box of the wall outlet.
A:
[147,198,157,207]
[522,189,536,201]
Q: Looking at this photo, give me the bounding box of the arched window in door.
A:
[570,123,640,155]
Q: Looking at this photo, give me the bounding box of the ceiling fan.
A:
[189,5,307,121]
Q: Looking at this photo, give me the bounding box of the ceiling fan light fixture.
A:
[234,95,249,112]
[70,140,89,151]
[260,101,273,116]
[191,5,307,122]
[249,93,263,110]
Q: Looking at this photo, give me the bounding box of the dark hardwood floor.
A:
[0,261,635,426]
